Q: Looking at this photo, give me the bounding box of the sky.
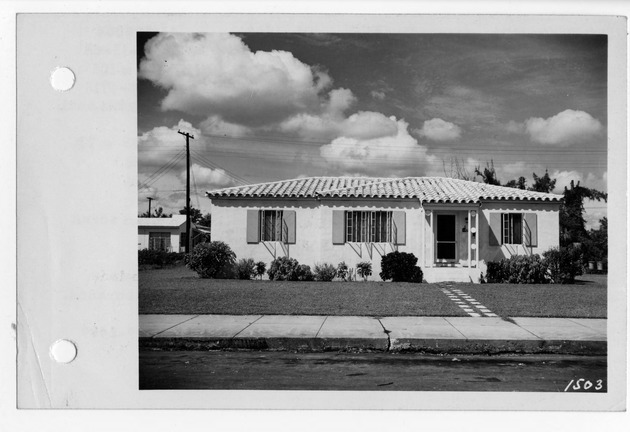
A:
[137,32,608,228]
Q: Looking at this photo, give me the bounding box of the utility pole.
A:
[178,130,194,253]
[147,197,153,218]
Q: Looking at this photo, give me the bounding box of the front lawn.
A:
[139,266,607,318]
[139,266,465,316]
[457,274,607,318]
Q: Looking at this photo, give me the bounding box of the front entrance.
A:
[436,214,456,262]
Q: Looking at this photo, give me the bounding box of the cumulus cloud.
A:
[319,117,436,175]
[524,110,603,145]
[139,33,333,127]
[138,119,201,168]
[281,109,400,142]
[415,118,462,141]
[180,164,235,189]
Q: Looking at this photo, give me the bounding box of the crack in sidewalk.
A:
[375,318,391,351]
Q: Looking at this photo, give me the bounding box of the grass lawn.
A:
[456,274,607,318]
[139,266,607,318]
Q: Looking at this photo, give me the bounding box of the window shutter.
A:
[392,211,406,245]
[332,210,345,244]
[284,210,296,244]
[523,213,538,247]
[489,213,501,246]
[246,210,260,243]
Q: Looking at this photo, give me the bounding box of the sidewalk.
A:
[139,314,607,355]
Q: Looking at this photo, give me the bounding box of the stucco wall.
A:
[210,198,322,267]
[477,201,561,272]
[211,197,423,280]
[318,198,422,280]
[210,197,560,282]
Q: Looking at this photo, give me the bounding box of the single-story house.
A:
[138,214,207,252]
[206,176,562,282]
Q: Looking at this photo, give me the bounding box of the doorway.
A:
[436,214,456,262]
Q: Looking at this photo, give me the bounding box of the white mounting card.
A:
[14,13,627,411]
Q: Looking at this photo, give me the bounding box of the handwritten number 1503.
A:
[564,379,604,392]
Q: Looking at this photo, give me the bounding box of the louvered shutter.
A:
[489,213,501,246]
[284,210,296,244]
[332,210,345,244]
[246,210,260,243]
[523,213,538,247]
[392,211,406,245]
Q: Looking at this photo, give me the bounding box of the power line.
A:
[139,149,185,190]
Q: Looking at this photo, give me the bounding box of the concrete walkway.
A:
[139,314,606,355]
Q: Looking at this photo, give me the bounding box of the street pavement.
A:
[139,314,606,355]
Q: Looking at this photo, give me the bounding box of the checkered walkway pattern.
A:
[440,285,498,318]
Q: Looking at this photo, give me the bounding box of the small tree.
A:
[255,261,267,280]
[336,261,349,281]
[356,261,372,281]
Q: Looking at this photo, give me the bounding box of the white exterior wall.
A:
[318,198,422,281]
[477,201,561,272]
[210,197,560,282]
[137,227,182,252]
[210,198,322,267]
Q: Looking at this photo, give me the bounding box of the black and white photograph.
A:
[9,9,627,423]
[137,31,610,392]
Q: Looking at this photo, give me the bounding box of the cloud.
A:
[370,90,386,100]
[138,119,200,168]
[281,109,399,142]
[180,164,235,189]
[139,33,333,127]
[319,117,436,175]
[524,110,603,145]
[415,118,462,141]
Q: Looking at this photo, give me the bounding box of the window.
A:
[260,210,285,242]
[502,213,522,244]
[489,212,537,247]
[149,232,171,251]
[345,211,392,243]
[247,209,296,244]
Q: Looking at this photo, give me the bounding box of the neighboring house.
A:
[207,177,562,282]
[138,214,205,252]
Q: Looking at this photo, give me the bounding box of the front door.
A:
[436,214,456,262]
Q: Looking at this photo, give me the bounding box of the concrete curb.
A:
[139,336,606,355]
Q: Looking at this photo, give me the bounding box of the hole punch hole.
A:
[50,339,77,364]
[50,67,75,92]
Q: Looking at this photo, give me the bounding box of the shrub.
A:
[254,261,267,280]
[336,261,349,281]
[543,246,583,284]
[235,258,256,280]
[356,261,372,281]
[185,241,236,279]
[314,263,337,282]
[267,256,300,281]
[293,264,314,281]
[484,254,549,284]
[138,249,185,268]
[379,251,422,283]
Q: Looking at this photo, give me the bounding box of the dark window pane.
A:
[437,215,456,241]
[437,243,456,259]
[512,214,522,244]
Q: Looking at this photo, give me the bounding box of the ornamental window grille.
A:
[260,210,285,242]
[345,211,392,243]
